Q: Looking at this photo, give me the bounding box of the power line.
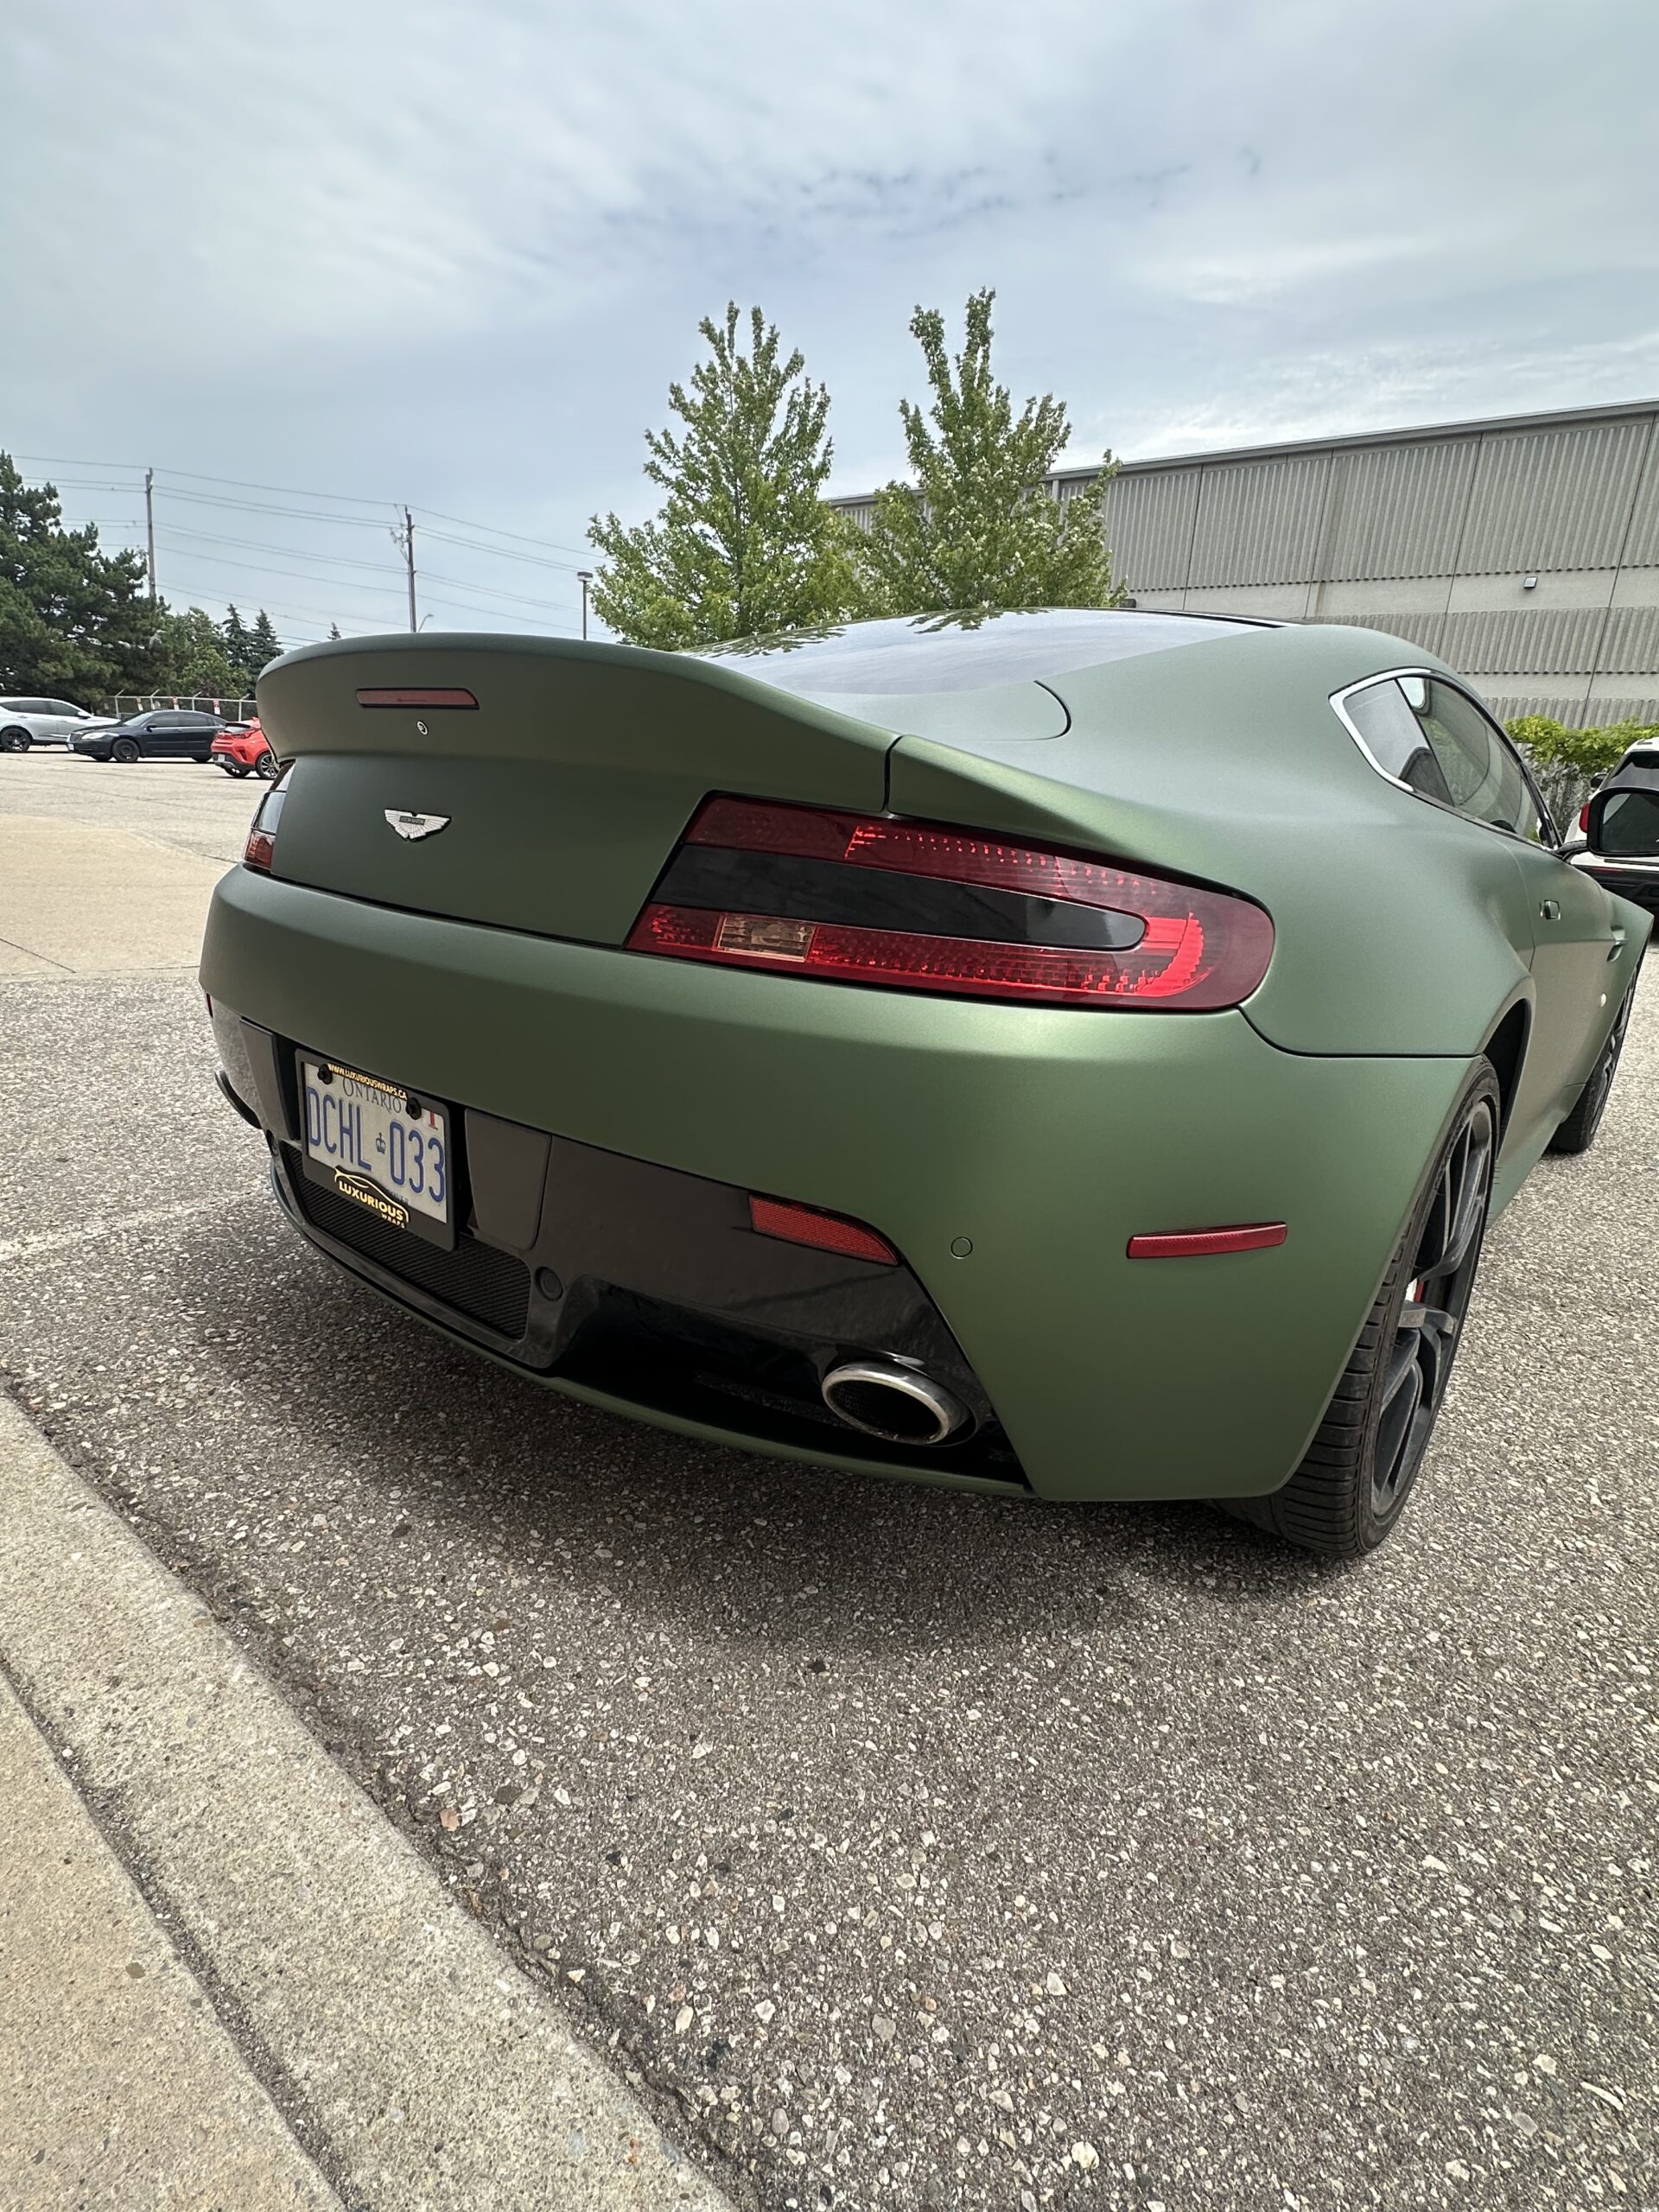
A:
[414,505,589,557]
[417,526,584,575]
[156,524,406,579]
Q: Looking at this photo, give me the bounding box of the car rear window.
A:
[701,610,1257,699]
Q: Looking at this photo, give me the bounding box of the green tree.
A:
[855,289,1126,620]
[588,303,861,649]
[0,452,163,699]
[221,605,254,686]
[1506,713,1659,780]
[247,609,283,675]
[148,607,243,698]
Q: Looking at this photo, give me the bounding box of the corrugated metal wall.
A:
[1096,404,1659,723]
[836,402,1659,724]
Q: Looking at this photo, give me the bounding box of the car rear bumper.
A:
[201,868,1476,1502]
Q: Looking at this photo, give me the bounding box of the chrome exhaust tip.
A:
[820,1359,970,1446]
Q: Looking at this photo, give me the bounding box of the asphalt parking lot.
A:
[2,752,1655,2212]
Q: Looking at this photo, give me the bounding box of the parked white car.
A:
[0,696,112,751]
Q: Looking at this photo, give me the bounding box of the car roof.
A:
[698,608,1275,702]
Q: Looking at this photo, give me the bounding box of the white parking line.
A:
[0,1197,244,1264]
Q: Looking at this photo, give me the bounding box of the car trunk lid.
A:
[256,634,896,944]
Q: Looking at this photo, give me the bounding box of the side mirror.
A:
[1586,784,1659,859]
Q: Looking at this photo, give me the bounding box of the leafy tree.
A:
[855,289,1126,620]
[148,607,243,698]
[1505,713,1658,780]
[0,452,163,700]
[247,609,283,674]
[588,303,861,649]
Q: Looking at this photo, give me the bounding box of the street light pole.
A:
[577,570,592,641]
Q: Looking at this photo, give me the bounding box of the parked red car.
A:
[211,720,278,779]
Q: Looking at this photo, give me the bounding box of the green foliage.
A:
[855,289,1126,620]
[213,604,283,692]
[247,609,283,673]
[149,607,242,697]
[1505,714,1659,779]
[588,303,861,649]
[0,452,162,699]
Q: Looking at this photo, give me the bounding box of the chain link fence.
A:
[106,695,257,720]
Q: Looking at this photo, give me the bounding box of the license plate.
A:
[299,1057,452,1238]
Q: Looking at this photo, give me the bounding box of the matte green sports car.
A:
[200,612,1649,1556]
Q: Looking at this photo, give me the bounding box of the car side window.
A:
[1401,677,1544,841]
[1341,678,1455,805]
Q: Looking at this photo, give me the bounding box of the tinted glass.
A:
[1599,787,1659,857]
[1405,678,1542,839]
[45,700,80,715]
[1343,679,1454,804]
[1344,676,1545,838]
[701,610,1254,700]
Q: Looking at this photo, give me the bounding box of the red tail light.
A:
[243,764,292,872]
[748,1194,897,1264]
[626,796,1273,1010]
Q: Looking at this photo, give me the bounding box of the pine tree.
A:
[0,453,162,698]
[221,605,253,685]
[248,609,283,672]
[588,303,861,650]
[855,289,1125,619]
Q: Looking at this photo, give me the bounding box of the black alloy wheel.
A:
[1224,1064,1500,1560]
[111,737,142,764]
[1547,978,1638,1155]
[1,728,29,752]
[1371,1089,1497,1520]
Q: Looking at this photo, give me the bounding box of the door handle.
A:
[1540,899,1561,922]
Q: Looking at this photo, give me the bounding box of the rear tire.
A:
[111,738,141,764]
[1223,1062,1500,1560]
[1546,979,1637,1155]
[255,751,280,781]
[221,761,250,777]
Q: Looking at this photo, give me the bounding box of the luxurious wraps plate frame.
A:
[296,1053,455,1248]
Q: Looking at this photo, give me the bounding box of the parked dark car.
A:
[1572,741,1659,917]
[72,709,244,763]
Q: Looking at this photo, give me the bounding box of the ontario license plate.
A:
[299,1057,452,1236]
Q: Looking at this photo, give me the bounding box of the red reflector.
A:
[1127,1223,1287,1259]
[1579,802,1591,832]
[748,1194,897,1265]
[355,687,479,709]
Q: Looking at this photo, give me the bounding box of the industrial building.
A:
[835,397,1659,729]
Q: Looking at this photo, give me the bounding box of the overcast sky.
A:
[7,0,1658,645]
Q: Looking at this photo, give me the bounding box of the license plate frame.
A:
[296,1054,456,1249]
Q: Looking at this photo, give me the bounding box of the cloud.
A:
[5,0,1656,642]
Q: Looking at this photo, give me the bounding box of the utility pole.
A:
[143,467,157,600]
[577,569,592,640]
[402,507,417,632]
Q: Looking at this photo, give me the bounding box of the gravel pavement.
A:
[1,756,1654,2211]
